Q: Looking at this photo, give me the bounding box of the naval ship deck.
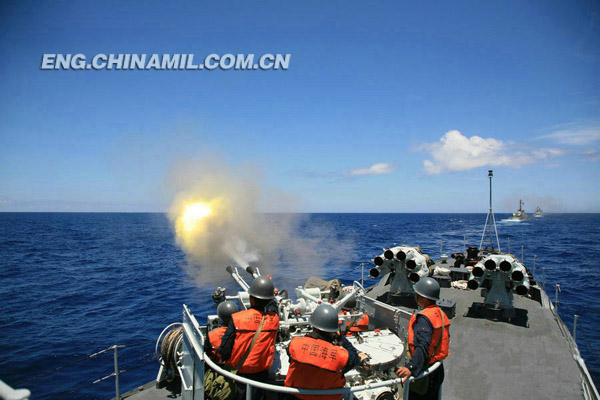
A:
[433,285,581,399]
[365,268,589,399]
[122,272,593,400]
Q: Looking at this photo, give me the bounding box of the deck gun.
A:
[219,265,363,333]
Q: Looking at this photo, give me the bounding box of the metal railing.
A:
[179,304,439,400]
[4,341,154,400]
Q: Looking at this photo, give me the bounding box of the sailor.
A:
[395,277,450,400]
[338,298,369,336]
[218,276,280,398]
[285,304,369,400]
[207,300,239,362]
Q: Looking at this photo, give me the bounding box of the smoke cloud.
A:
[166,157,354,288]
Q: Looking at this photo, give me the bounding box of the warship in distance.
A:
[534,206,544,218]
[508,199,529,221]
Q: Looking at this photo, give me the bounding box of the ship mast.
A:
[479,169,501,251]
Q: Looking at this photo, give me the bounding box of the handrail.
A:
[204,354,406,395]
[402,362,442,400]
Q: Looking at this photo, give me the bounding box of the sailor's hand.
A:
[358,352,371,369]
[395,367,412,383]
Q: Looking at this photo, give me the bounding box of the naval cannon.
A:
[204,265,408,400]
[466,254,531,319]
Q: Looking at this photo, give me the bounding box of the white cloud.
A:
[540,127,600,146]
[420,130,564,174]
[583,148,600,162]
[349,163,398,176]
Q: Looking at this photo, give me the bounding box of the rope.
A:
[160,326,183,381]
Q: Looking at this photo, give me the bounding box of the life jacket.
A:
[209,326,227,350]
[338,312,369,335]
[227,308,279,374]
[407,305,450,365]
[284,336,349,400]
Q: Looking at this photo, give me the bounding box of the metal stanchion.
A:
[114,346,120,400]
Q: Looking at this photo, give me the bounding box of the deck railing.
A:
[180,304,440,400]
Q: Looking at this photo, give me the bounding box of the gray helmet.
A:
[413,277,440,301]
[309,304,339,332]
[248,276,275,300]
[217,301,239,323]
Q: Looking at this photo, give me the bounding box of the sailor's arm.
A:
[339,335,368,373]
[397,315,433,378]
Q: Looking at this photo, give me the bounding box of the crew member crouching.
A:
[395,277,450,400]
[338,298,369,336]
[207,301,239,362]
[218,276,280,399]
[285,304,369,400]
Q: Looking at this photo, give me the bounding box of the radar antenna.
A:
[479,170,501,251]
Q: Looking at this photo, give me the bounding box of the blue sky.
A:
[1,1,599,213]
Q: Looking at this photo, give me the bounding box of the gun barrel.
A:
[246,265,260,278]
[226,266,250,291]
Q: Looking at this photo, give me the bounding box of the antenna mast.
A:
[479,170,501,251]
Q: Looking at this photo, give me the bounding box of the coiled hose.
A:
[160,326,183,382]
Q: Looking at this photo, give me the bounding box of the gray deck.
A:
[118,381,179,400]
[124,277,587,400]
[436,285,582,400]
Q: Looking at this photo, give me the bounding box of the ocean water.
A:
[1,212,599,398]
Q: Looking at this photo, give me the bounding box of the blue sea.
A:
[1,213,599,398]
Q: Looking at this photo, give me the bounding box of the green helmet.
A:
[217,301,239,323]
[309,304,339,332]
[248,276,275,300]
[413,277,440,301]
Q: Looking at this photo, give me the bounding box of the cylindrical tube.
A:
[499,260,512,272]
[484,259,497,270]
[384,249,394,260]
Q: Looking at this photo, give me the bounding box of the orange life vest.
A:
[209,326,227,349]
[338,312,369,335]
[284,336,349,400]
[208,326,227,362]
[407,305,450,365]
[227,308,280,374]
